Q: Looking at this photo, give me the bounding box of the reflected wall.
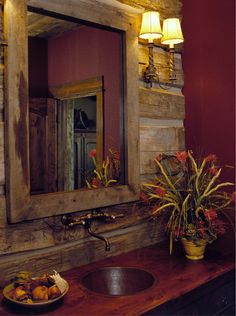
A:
[48,26,122,153]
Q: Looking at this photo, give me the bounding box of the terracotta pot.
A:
[181,238,207,260]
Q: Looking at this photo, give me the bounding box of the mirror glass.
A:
[28,10,124,194]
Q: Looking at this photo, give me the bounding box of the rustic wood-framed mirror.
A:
[4,0,140,223]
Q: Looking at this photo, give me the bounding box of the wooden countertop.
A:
[0,242,234,316]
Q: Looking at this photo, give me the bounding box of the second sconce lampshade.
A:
[161,18,184,48]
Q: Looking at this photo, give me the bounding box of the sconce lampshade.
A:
[161,18,184,47]
[139,11,163,43]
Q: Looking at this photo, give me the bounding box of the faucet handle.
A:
[61,214,86,227]
[109,214,125,220]
[61,214,73,226]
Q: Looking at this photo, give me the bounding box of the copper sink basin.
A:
[80,267,155,296]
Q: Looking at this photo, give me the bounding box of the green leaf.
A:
[169,232,173,255]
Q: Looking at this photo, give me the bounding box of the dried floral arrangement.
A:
[141,150,235,254]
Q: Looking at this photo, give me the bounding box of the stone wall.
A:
[0,0,184,286]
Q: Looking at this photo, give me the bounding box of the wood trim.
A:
[4,0,140,223]
[27,0,135,31]
[125,19,140,189]
[26,185,138,220]
[50,77,104,165]
[49,77,104,100]
[4,0,31,221]
[96,90,103,164]
[0,122,4,185]
[139,87,185,120]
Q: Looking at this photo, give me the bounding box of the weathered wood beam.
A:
[140,125,185,152]
[139,87,185,120]
[28,0,137,31]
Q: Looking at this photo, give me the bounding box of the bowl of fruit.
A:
[3,270,69,307]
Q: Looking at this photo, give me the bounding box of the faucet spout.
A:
[61,210,124,252]
[86,222,110,251]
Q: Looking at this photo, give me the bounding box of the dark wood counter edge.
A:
[0,242,235,316]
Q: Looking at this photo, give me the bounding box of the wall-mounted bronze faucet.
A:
[61,210,124,251]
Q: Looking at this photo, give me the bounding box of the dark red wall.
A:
[182,0,235,183]
[48,26,122,154]
[28,37,48,97]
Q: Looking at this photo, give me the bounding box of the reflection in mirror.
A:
[28,10,124,194]
[64,95,97,191]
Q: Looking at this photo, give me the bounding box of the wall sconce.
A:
[161,18,184,82]
[139,12,184,88]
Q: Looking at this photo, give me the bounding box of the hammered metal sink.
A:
[80,267,155,296]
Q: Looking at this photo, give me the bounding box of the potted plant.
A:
[141,151,235,260]
[86,149,120,188]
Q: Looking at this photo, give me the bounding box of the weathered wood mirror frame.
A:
[4,0,140,223]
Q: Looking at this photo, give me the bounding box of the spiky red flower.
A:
[140,191,149,202]
[91,177,101,188]
[231,191,236,203]
[205,154,217,162]
[211,219,227,235]
[208,166,219,175]
[155,187,166,197]
[89,149,97,158]
[175,151,188,162]
[197,227,207,237]
[171,227,185,237]
[155,154,162,162]
[204,208,217,221]
[113,152,120,160]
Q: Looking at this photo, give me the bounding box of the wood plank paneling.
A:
[0,123,4,185]
[140,118,183,127]
[0,202,154,255]
[0,27,3,122]
[0,68,3,112]
[140,125,185,152]
[139,87,185,120]
[0,3,5,225]
[0,225,55,254]
[0,196,6,228]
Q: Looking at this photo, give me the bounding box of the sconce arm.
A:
[143,43,158,88]
[169,47,176,81]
